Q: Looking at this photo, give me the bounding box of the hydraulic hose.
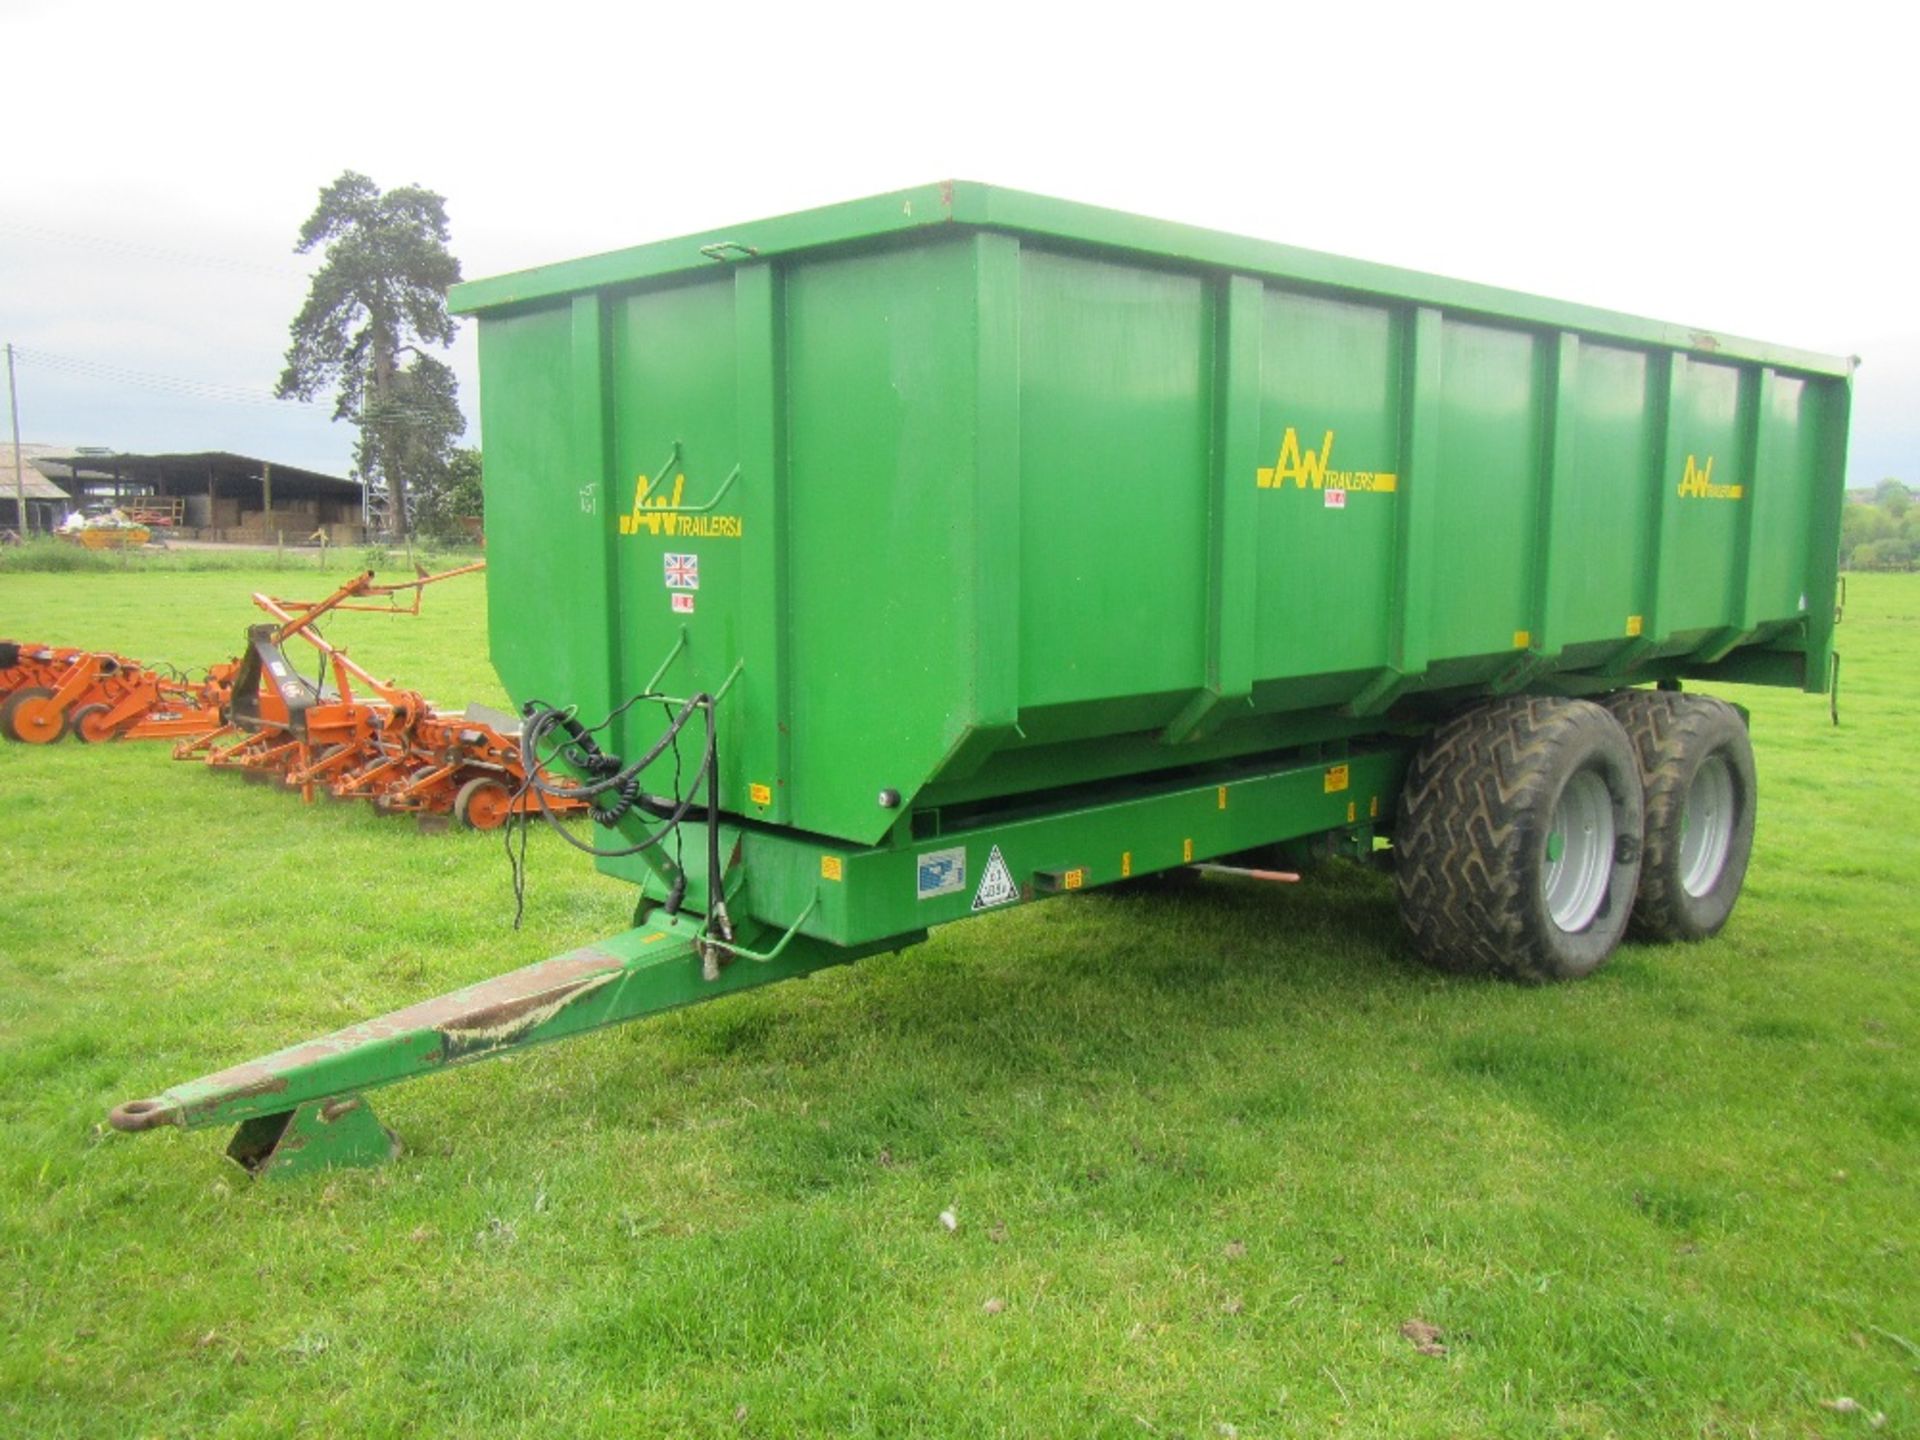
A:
[514,693,717,861]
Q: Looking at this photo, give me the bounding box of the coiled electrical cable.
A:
[502,689,728,935]
[515,693,713,857]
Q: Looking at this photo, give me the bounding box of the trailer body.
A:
[110,185,1853,1176]
[451,182,1848,945]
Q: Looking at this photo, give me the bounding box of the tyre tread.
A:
[1396,696,1641,982]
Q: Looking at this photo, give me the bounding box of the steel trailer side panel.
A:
[780,238,985,845]
[1016,247,1212,714]
[477,306,612,725]
[460,186,1852,863]
[1427,318,1543,667]
[1558,343,1657,658]
[1251,288,1400,684]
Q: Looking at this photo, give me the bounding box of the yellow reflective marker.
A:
[1514,630,1532,649]
[749,782,772,806]
[1626,614,1644,637]
[820,855,844,882]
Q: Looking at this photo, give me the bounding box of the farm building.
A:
[1,443,76,535]
[28,449,365,543]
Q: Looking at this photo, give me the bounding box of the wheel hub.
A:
[1543,768,1614,933]
[1678,754,1735,898]
[12,697,66,744]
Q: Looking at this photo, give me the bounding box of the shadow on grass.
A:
[610,863,1532,1202]
[663,861,1427,1068]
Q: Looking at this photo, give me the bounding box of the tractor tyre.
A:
[1601,690,1756,943]
[1395,696,1644,982]
[0,687,68,744]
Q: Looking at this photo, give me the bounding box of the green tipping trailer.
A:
[110,183,1852,1176]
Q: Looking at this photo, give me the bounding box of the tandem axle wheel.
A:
[1395,696,1644,982]
[1393,690,1758,981]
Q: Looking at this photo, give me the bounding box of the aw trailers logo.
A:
[1676,454,1744,501]
[1255,428,1398,504]
[617,471,745,539]
[1255,432,1746,504]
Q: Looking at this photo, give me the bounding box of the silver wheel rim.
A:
[1679,754,1735,899]
[1543,769,1615,933]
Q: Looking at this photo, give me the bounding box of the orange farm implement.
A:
[174,564,587,831]
[0,641,231,745]
[2,564,586,831]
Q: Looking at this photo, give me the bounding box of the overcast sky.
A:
[3,0,1912,489]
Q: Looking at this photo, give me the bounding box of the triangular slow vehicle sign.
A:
[971,845,1019,911]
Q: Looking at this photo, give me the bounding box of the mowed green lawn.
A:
[0,562,1914,1438]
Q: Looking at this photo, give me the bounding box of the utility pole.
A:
[6,343,25,538]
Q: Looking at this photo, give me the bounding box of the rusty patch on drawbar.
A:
[161,946,632,1114]
[431,951,627,1061]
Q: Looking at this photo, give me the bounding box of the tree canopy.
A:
[1843,480,1917,571]
[413,445,484,544]
[276,171,465,536]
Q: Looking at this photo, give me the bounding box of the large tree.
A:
[413,444,484,543]
[276,171,464,536]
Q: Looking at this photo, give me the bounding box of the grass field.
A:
[1,562,1914,1438]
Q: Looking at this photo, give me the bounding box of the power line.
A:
[11,346,468,423]
[15,346,320,408]
[0,217,298,280]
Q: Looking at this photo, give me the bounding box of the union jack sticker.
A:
[664,552,699,590]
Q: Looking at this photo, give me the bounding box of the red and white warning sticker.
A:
[671,593,695,614]
[1324,489,1347,509]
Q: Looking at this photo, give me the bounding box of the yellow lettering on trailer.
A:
[1676,454,1744,501]
[618,471,746,538]
[619,472,680,534]
[1257,428,1333,489]
[1256,427,1398,496]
